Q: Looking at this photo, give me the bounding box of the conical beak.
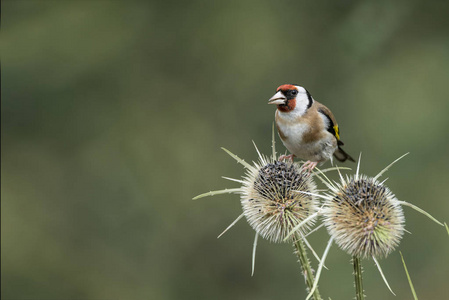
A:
[268,91,287,105]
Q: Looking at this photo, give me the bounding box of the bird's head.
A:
[268,84,313,114]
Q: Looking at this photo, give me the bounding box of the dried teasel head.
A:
[241,158,318,243]
[323,172,405,258]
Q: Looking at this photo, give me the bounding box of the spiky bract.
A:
[241,157,318,243]
[323,175,404,258]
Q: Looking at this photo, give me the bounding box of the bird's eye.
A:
[291,90,298,96]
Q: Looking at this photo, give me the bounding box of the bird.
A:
[268,84,354,170]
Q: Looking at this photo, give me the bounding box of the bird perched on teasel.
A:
[268,84,355,170]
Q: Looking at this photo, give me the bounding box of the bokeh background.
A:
[2,1,449,299]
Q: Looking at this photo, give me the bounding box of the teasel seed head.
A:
[323,174,405,259]
[241,158,318,243]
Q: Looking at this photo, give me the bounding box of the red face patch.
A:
[276,84,296,92]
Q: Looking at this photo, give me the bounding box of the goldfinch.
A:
[268,84,354,170]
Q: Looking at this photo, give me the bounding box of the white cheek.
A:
[294,93,310,115]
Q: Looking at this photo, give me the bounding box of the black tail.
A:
[333,146,355,162]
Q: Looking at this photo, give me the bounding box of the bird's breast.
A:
[275,110,336,162]
[276,120,310,144]
[275,110,316,144]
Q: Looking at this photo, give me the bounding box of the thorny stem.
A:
[293,235,322,300]
[353,256,365,300]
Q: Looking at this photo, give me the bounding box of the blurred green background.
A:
[2,1,449,299]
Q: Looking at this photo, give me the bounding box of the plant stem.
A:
[353,256,365,300]
[294,236,322,300]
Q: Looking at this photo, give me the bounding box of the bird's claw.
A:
[302,161,318,173]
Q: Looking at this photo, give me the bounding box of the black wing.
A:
[317,108,343,145]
